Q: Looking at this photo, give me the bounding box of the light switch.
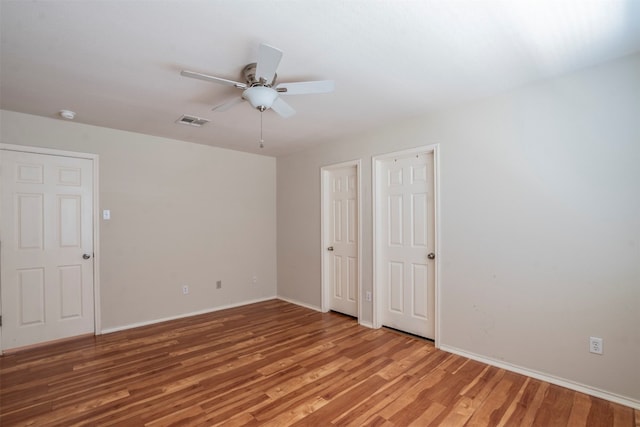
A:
[103,209,111,220]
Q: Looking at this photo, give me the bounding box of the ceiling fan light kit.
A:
[243,86,278,111]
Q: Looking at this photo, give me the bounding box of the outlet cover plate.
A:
[589,337,603,355]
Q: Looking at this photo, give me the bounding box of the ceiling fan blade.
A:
[181,70,247,89]
[255,44,283,85]
[276,80,335,95]
[271,97,296,118]
[212,97,245,112]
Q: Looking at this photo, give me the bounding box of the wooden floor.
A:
[1,300,637,426]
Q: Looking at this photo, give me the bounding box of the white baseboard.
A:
[276,296,322,312]
[100,296,277,334]
[439,344,640,410]
[278,297,374,330]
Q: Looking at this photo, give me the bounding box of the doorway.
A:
[321,160,361,319]
[0,144,100,352]
[373,146,439,341]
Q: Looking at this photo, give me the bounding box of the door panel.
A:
[378,152,435,339]
[389,261,404,312]
[347,256,357,301]
[333,254,342,298]
[59,265,83,318]
[388,194,403,245]
[18,268,46,325]
[326,165,358,317]
[59,195,82,247]
[18,194,44,249]
[411,263,428,318]
[412,193,427,247]
[1,150,95,350]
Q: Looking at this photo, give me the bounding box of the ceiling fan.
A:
[181,43,335,118]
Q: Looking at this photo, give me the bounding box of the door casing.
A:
[0,143,101,353]
[372,145,440,346]
[321,160,362,321]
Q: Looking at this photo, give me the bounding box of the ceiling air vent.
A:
[176,115,209,127]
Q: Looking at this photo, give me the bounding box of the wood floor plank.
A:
[289,375,388,426]
[567,392,594,426]
[465,371,528,426]
[496,376,533,427]
[378,369,449,421]
[0,299,635,426]
[518,381,550,426]
[333,374,419,426]
[532,384,576,426]
[586,396,615,426]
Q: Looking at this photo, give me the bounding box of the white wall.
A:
[0,111,277,330]
[277,53,640,403]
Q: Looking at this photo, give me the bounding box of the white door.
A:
[1,149,95,350]
[376,151,436,339]
[324,165,358,317]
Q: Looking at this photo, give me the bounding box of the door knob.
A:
[327,246,334,251]
[427,253,435,260]
[83,254,91,260]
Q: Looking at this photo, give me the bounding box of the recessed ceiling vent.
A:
[176,115,209,127]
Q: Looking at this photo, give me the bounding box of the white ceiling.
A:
[1,1,639,157]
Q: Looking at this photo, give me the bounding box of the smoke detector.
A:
[59,110,76,120]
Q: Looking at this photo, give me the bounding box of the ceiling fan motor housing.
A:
[243,63,276,86]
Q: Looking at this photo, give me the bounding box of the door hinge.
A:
[0,315,2,327]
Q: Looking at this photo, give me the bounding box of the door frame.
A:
[0,143,101,353]
[372,145,441,346]
[320,159,362,321]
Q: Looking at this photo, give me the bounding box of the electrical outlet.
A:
[216,280,222,289]
[252,275,258,284]
[589,337,603,355]
[182,285,189,295]
[365,291,372,302]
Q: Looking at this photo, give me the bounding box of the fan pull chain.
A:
[259,111,264,149]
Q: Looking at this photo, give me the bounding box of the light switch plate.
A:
[103,209,111,220]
